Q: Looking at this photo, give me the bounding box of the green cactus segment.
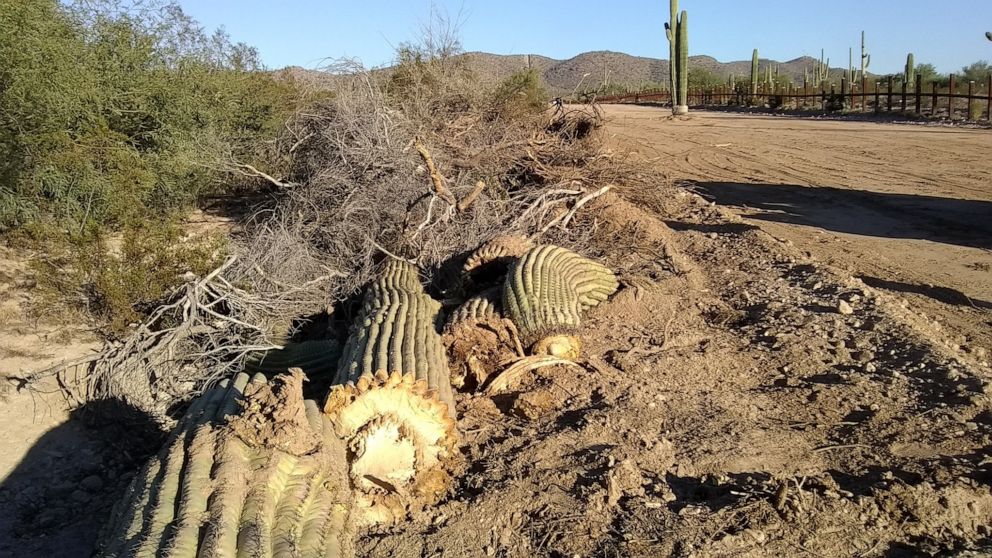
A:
[463,234,534,284]
[905,53,915,84]
[502,245,618,350]
[325,260,458,525]
[751,49,759,95]
[244,339,342,380]
[448,287,503,328]
[96,372,355,558]
[666,0,689,114]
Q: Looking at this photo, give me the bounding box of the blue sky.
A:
[178,1,992,74]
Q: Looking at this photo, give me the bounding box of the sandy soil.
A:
[1,111,990,557]
[603,106,992,355]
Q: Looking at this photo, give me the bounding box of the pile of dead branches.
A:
[26,51,649,423]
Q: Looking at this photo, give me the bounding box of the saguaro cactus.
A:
[463,233,534,284]
[811,49,829,85]
[502,245,618,359]
[325,260,458,525]
[665,0,689,115]
[905,53,915,84]
[96,372,355,558]
[860,31,871,81]
[751,49,759,95]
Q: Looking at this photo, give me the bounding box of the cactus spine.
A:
[665,0,689,115]
[96,372,356,558]
[905,52,915,84]
[325,260,457,525]
[751,49,759,95]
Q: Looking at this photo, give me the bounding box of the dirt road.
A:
[604,105,992,351]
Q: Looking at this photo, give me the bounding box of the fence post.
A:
[968,80,975,120]
[915,74,922,114]
[887,76,893,111]
[841,77,847,110]
[900,80,907,112]
[874,81,880,113]
[948,74,956,118]
[861,76,867,112]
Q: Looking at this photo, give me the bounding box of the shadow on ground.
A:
[0,398,161,558]
[687,181,992,251]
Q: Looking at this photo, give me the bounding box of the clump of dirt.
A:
[228,370,320,456]
[444,316,521,390]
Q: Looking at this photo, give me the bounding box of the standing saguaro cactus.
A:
[860,31,871,82]
[810,49,830,85]
[751,49,759,95]
[665,0,689,115]
[905,53,915,84]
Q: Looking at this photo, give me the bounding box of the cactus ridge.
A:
[502,245,618,351]
[462,234,534,278]
[447,287,503,329]
[96,372,355,558]
[326,261,458,524]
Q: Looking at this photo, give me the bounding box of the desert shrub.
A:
[30,220,223,336]
[0,0,300,232]
[494,68,549,115]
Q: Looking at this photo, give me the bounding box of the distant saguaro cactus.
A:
[751,49,759,94]
[665,0,689,114]
[905,53,915,84]
[860,31,871,81]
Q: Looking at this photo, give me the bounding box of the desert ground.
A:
[2,108,991,557]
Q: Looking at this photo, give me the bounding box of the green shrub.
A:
[0,0,300,232]
[30,219,224,336]
[494,68,549,115]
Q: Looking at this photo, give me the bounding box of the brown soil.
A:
[2,109,991,557]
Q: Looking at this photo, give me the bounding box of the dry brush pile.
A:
[19,50,654,556]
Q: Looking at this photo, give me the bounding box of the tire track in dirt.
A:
[604,105,992,358]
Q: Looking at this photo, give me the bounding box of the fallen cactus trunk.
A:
[502,245,618,358]
[325,260,458,525]
[96,371,355,558]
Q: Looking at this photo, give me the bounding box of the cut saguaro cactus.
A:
[462,233,534,285]
[444,286,521,390]
[502,245,618,360]
[665,0,689,115]
[96,371,355,558]
[325,260,457,525]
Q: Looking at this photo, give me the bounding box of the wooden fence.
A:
[596,74,992,121]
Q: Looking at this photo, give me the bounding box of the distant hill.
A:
[461,51,847,95]
[279,51,847,96]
